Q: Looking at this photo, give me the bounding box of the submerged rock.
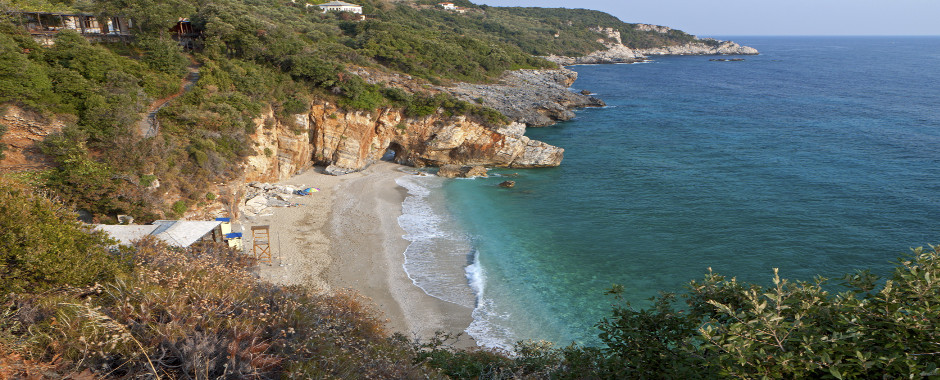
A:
[498,180,516,188]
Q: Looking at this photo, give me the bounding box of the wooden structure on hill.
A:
[170,18,200,50]
[6,11,133,45]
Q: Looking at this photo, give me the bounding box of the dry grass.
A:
[1,237,432,379]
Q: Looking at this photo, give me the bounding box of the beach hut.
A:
[95,220,224,248]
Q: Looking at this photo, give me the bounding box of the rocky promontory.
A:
[637,40,759,56]
[445,69,605,127]
[544,26,758,66]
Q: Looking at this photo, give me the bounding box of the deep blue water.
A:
[399,37,940,349]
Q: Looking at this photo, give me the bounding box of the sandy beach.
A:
[242,161,475,344]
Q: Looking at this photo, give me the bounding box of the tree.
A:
[595,248,940,378]
[0,177,124,293]
[90,0,195,36]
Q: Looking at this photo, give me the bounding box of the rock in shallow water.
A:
[437,165,488,178]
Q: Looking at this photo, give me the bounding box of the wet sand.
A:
[244,162,474,344]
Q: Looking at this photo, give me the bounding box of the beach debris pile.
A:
[240,182,319,217]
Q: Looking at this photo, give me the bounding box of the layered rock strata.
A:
[244,101,565,180]
[308,103,563,175]
[446,69,605,127]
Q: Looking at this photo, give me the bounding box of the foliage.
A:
[135,35,189,76]
[88,0,196,36]
[0,176,125,294]
[594,287,707,378]
[0,122,6,160]
[40,133,122,216]
[414,333,563,379]
[413,246,940,379]
[1,0,710,222]
[0,234,430,378]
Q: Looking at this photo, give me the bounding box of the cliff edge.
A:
[243,100,564,181]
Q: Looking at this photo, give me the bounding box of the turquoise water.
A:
[399,37,940,349]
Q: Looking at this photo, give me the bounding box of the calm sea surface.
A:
[397,36,940,349]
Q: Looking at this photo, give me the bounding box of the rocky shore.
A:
[445,69,605,127]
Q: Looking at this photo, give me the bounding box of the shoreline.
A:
[245,161,475,346]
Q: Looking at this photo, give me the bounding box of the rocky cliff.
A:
[243,110,315,182]
[545,26,758,65]
[242,100,564,181]
[445,69,605,127]
[0,106,64,170]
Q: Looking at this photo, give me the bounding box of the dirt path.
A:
[138,56,201,138]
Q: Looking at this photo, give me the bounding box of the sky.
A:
[476,0,940,36]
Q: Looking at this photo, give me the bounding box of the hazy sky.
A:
[476,0,940,36]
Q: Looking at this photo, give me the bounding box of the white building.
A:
[95,219,231,248]
[438,2,456,10]
[317,1,363,14]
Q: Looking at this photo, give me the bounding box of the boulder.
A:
[437,165,488,178]
[498,180,516,188]
[325,164,358,176]
[436,165,461,178]
[465,166,488,178]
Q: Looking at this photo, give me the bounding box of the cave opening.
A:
[382,142,406,163]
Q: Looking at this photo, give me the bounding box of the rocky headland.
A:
[545,25,758,66]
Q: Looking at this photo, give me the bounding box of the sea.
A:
[396,36,940,350]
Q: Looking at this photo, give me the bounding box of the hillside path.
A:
[138,55,201,137]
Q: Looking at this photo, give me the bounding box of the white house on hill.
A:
[438,2,456,10]
[317,1,362,14]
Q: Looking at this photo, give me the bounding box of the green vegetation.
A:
[416,247,940,379]
[4,2,935,378]
[0,180,422,377]
[4,175,940,378]
[2,0,708,222]
[0,177,126,294]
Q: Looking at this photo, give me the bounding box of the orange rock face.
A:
[0,106,65,171]
[307,102,563,175]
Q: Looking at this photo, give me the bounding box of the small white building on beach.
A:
[94,219,233,248]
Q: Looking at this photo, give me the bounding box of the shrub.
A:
[0,177,125,294]
[337,76,385,110]
[171,200,187,215]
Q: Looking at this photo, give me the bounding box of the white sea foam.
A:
[464,251,517,352]
[396,174,518,351]
[396,175,476,309]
